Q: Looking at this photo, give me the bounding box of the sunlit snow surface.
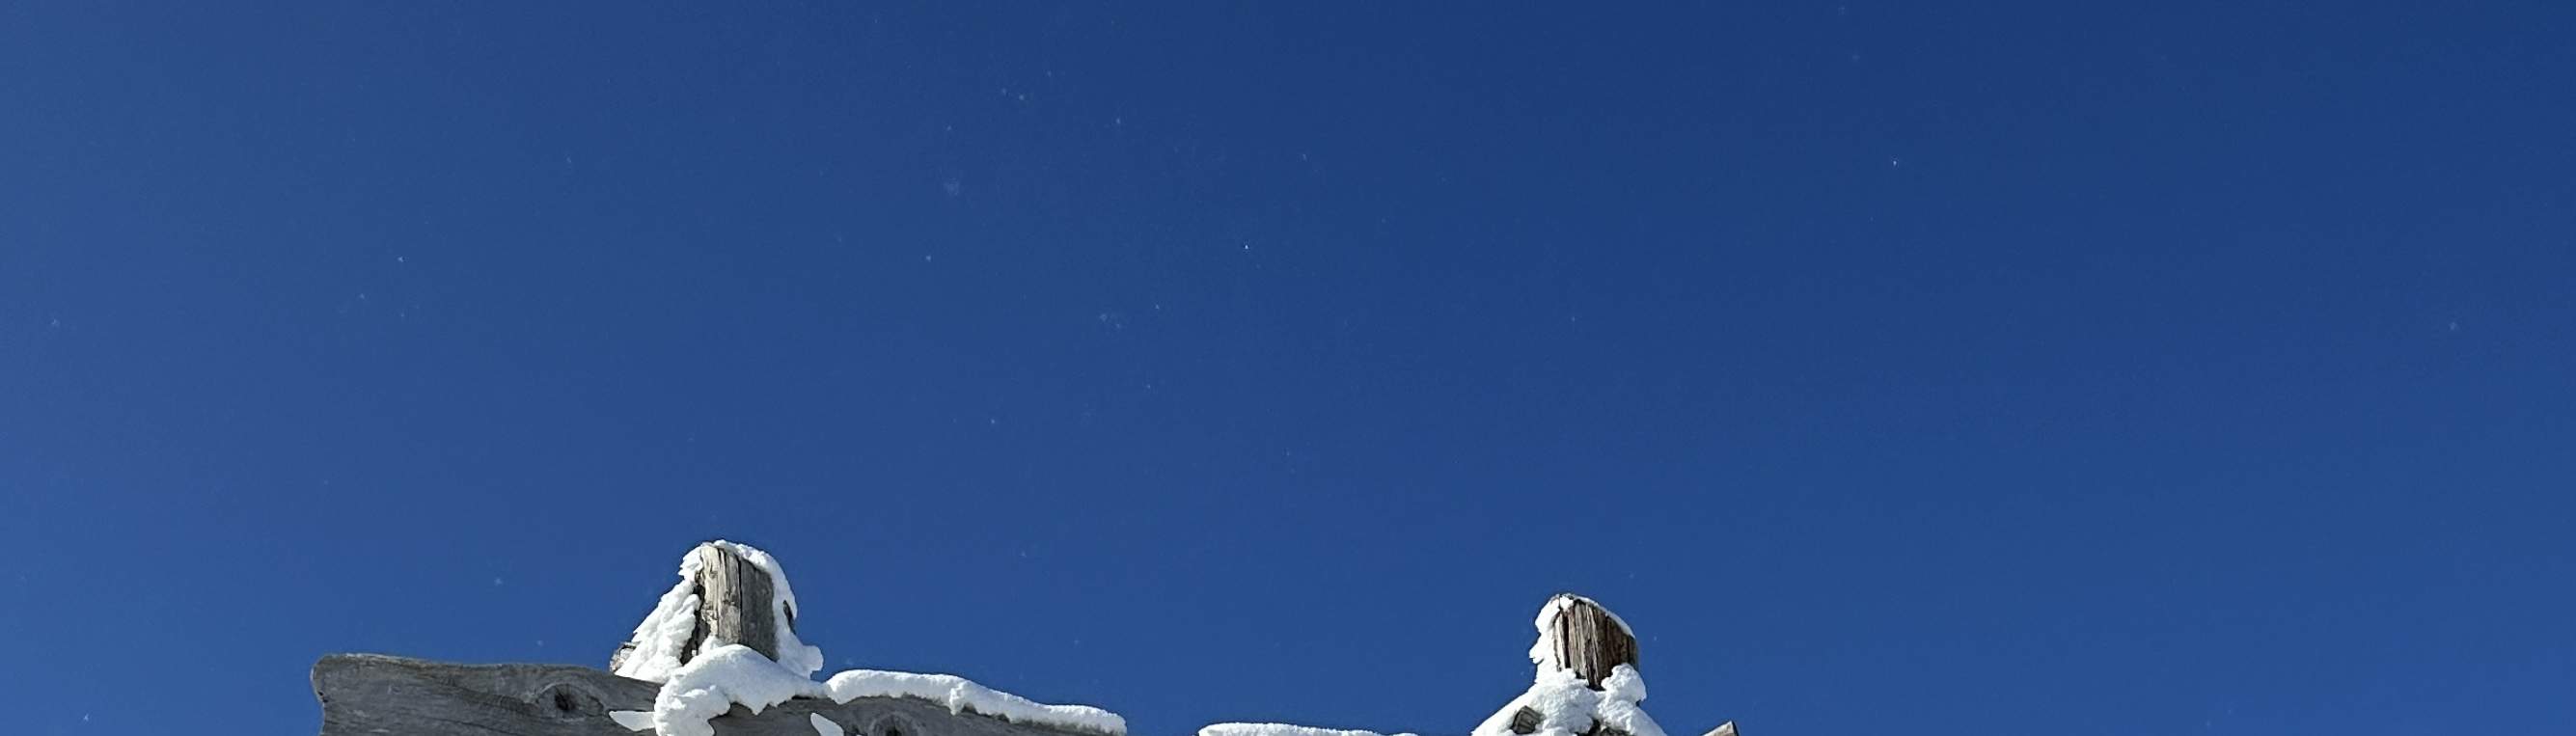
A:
[1201,722,1419,736]
[1470,667,1665,736]
[825,669,1125,734]
[651,645,828,736]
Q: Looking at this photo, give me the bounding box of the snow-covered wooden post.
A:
[1533,593,1638,690]
[1478,594,1735,736]
[610,542,788,673]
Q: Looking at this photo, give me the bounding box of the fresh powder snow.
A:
[612,710,658,731]
[621,648,1126,736]
[825,669,1126,735]
[1200,722,1420,736]
[650,644,830,736]
[1470,667,1666,736]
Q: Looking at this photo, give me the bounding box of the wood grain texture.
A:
[314,654,1119,736]
[692,543,780,665]
[1538,595,1639,690]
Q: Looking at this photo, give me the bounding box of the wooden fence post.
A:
[610,541,782,672]
[1536,593,1638,690]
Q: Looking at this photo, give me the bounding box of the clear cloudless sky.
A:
[3,2,2572,735]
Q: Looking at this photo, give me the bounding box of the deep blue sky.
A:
[5,2,2572,734]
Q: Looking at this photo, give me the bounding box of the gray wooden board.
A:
[315,654,1121,736]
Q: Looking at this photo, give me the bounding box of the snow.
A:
[825,669,1127,736]
[615,540,826,683]
[615,565,707,684]
[1201,722,1418,736]
[1471,667,1667,736]
[1478,597,1665,736]
[812,713,843,736]
[626,655,1127,736]
[651,645,830,736]
[611,710,656,732]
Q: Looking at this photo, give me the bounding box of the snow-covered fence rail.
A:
[314,654,1112,736]
[313,541,1121,736]
[310,541,1739,736]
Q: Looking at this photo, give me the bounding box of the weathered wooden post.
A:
[1533,593,1639,690]
[610,542,786,674]
[1492,594,1736,736]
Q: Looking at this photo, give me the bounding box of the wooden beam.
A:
[314,654,1119,736]
[1537,594,1638,690]
[315,653,655,736]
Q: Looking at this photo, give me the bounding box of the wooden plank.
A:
[1537,594,1638,690]
[315,654,1122,736]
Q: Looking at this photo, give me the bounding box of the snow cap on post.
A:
[1530,593,1639,690]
